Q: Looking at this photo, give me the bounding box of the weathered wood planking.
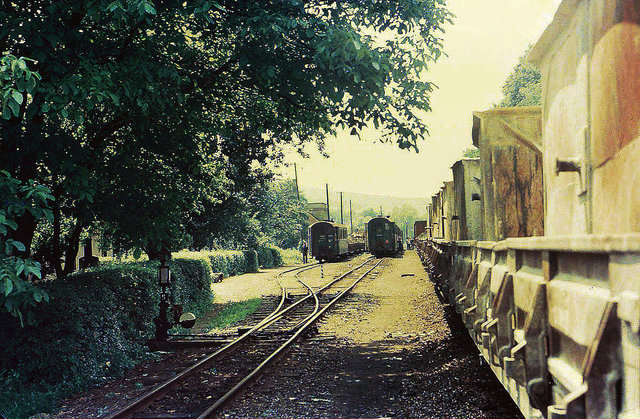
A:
[472,107,544,241]
[451,159,482,241]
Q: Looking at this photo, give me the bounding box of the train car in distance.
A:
[414,220,428,238]
[347,232,366,254]
[308,221,349,262]
[366,217,403,257]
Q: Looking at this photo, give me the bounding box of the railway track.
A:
[106,256,383,418]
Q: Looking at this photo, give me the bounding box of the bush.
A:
[169,255,214,314]
[220,250,245,276]
[0,261,213,418]
[257,246,274,268]
[255,245,286,269]
[270,246,283,267]
[279,248,303,265]
[242,250,259,273]
[173,249,262,279]
[0,247,288,417]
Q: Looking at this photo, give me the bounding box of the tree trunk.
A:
[62,221,84,275]
[51,192,63,277]
[11,212,37,258]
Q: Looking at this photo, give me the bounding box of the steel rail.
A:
[106,262,319,419]
[290,278,321,331]
[197,258,385,418]
[248,256,375,332]
[256,263,319,328]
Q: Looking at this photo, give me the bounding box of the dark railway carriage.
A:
[366,217,403,257]
[308,221,349,262]
[414,220,428,238]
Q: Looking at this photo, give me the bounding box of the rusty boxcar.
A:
[472,106,545,241]
[451,159,482,241]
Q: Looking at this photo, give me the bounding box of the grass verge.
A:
[279,248,303,265]
[206,299,262,330]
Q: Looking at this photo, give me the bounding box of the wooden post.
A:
[350,200,353,234]
[325,183,330,221]
[294,163,300,201]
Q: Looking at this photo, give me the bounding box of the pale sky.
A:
[280,0,562,199]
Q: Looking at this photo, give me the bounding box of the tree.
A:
[390,204,421,238]
[252,179,309,249]
[498,47,541,107]
[463,147,479,158]
[0,0,451,316]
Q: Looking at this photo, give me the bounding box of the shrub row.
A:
[0,261,213,419]
[256,245,283,269]
[173,250,252,280]
[173,245,284,280]
[0,246,288,418]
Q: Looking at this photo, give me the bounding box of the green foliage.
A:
[390,204,424,239]
[1,0,452,273]
[242,250,259,273]
[256,246,274,269]
[0,261,213,418]
[252,244,286,269]
[188,178,309,252]
[498,48,541,107]
[169,257,214,312]
[0,55,41,120]
[0,171,54,322]
[206,298,262,330]
[251,179,309,250]
[463,147,480,158]
[0,371,65,419]
[207,250,246,277]
[270,246,283,267]
[172,248,275,279]
[279,248,303,266]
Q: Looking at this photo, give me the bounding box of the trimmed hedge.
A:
[0,246,287,418]
[257,246,273,269]
[270,246,283,267]
[255,245,283,268]
[243,250,259,273]
[0,261,213,419]
[172,246,284,279]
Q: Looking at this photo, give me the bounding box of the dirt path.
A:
[220,251,522,418]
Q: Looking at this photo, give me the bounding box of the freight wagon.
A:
[415,1,640,418]
[413,220,428,239]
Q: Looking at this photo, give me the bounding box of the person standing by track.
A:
[301,240,308,264]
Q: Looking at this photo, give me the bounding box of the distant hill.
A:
[300,186,428,235]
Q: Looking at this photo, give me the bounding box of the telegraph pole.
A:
[294,163,300,201]
[325,183,330,221]
[349,200,353,234]
[340,192,344,224]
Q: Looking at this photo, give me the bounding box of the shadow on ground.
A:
[228,305,523,418]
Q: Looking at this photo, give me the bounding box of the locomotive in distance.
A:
[366,216,403,257]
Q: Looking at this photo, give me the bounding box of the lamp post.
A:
[153,248,197,342]
[154,257,172,341]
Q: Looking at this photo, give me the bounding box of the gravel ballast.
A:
[220,251,523,418]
